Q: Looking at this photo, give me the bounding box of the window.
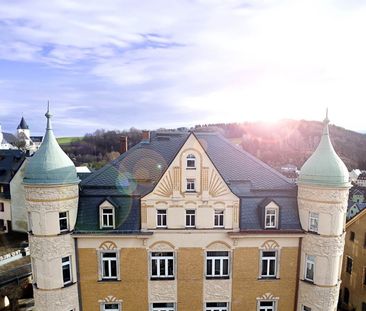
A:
[214,210,224,228]
[265,207,277,229]
[0,202,4,212]
[206,251,229,279]
[151,303,175,311]
[186,154,196,169]
[206,302,228,311]
[185,210,195,228]
[101,252,118,279]
[302,306,311,311]
[258,300,276,311]
[101,208,114,228]
[102,303,120,311]
[362,302,366,311]
[350,231,355,241]
[308,212,319,233]
[59,212,69,232]
[62,256,72,285]
[156,209,167,228]
[343,287,350,304]
[346,256,353,274]
[364,232,366,248]
[364,267,366,285]
[260,251,277,278]
[186,179,195,192]
[305,255,315,282]
[151,252,174,279]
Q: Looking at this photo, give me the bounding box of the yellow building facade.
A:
[340,208,366,311]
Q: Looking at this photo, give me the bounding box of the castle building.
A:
[24,109,350,311]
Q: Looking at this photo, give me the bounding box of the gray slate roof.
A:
[0,150,26,199]
[78,131,301,233]
[3,132,17,144]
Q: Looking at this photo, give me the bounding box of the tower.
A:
[297,112,350,311]
[24,106,80,311]
[17,116,31,142]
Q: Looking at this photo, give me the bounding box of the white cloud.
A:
[0,0,366,133]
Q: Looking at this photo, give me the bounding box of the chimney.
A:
[142,130,150,143]
[120,136,128,154]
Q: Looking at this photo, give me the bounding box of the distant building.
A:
[355,172,366,187]
[0,149,26,232]
[349,169,362,183]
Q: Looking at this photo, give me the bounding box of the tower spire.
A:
[45,101,52,130]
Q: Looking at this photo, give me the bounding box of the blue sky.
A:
[1,0,366,136]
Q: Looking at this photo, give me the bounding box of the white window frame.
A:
[205,302,228,311]
[185,209,196,228]
[186,154,196,169]
[186,178,196,192]
[150,252,175,279]
[100,302,121,311]
[100,207,115,229]
[59,211,69,232]
[151,302,175,311]
[214,210,224,228]
[62,256,72,286]
[265,207,277,229]
[308,212,319,233]
[156,209,167,228]
[100,251,119,280]
[257,300,277,311]
[304,255,315,282]
[206,251,229,279]
[260,250,277,278]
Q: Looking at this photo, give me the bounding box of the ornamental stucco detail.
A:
[204,279,231,300]
[298,186,349,204]
[27,198,79,212]
[298,281,340,311]
[29,234,74,260]
[34,284,79,311]
[302,234,345,257]
[25,185,78,201]
[149,280,176,301]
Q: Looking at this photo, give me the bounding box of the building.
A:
[0,149,26,232]
[340,204,366,311]
[25,109,350,311]
[355,172,366,188]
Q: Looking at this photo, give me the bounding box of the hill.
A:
[59,120,366,171]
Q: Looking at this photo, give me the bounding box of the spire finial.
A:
[324,107,329,124]
[45,101,52,130]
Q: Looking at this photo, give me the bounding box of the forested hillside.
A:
[59,120,366,171]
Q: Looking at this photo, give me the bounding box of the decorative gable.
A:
[142,133,239,230]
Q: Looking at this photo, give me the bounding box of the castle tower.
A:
[17,116,31,142]
[23,106,80,311]
[297,112,350,311]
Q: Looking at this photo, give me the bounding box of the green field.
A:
[57,137,82,145]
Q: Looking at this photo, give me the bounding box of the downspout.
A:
[74,237,83,311]
[294,236,302,311]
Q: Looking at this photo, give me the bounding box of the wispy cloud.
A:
[0,0,366,135]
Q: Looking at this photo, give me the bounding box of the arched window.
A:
[186,154,196,168]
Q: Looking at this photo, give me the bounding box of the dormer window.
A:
[186,154,196,169]
[265,207,277,229]
[100,207,115,229]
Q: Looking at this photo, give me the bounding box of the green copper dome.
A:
[298,112,349,188]
[24,106,79,185]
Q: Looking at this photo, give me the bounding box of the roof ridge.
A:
[203,132,294,186]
